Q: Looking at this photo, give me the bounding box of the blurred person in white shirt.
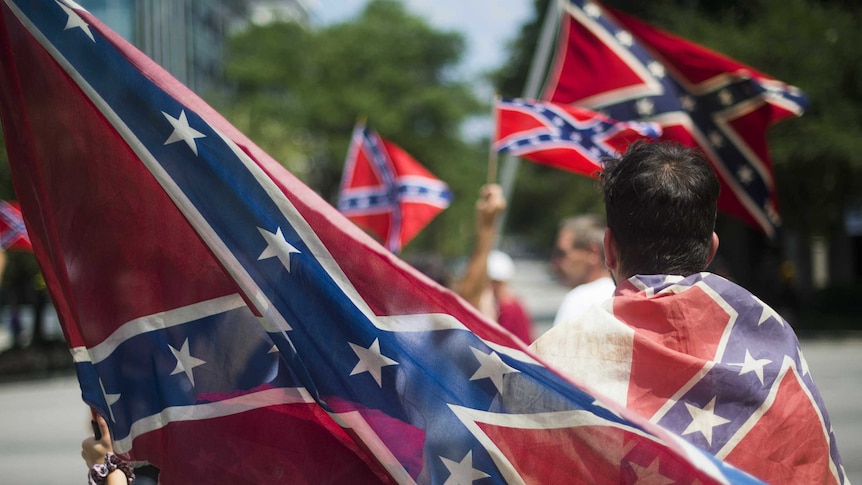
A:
[550,215,615,327]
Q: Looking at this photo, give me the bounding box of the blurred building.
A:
[247,0,312,26]
[76,0,310,95]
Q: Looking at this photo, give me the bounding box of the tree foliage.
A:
[218,0,486,256]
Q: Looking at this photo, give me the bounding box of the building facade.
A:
[76,0,309,95]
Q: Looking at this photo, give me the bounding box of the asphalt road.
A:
[802,338,862,484]
[0,374,90,484]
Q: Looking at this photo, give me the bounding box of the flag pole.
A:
[497,0,562,234]
[487,93,500,184]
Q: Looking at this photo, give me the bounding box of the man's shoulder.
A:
[625,272,795,331]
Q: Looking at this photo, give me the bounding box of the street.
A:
[0,374,90,484]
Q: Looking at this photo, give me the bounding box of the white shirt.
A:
[552,276,616,327]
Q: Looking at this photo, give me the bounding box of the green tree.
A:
[219,0,486,256]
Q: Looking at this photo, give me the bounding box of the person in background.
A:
[550,215,615,327]
[403,253,453,289]
[487,249,533,343]
[451,183,533,344]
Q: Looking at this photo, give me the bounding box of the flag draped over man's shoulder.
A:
[532,273,847,484]
[0,200,31,251]
[338,122,451,254]
[0,1,766,483]
[493,97,661,177]
[543,0,808,238]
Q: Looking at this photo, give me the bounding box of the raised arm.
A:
[453,184,506,311]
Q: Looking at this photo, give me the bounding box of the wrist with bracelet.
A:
[87,452,135,485]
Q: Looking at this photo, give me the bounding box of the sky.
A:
[309,0,534,80]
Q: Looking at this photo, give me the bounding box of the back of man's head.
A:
[601,141,719,277]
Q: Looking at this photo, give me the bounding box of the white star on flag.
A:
[97,376,120,422]
[629,458,675,485]
[729,349,772,384]
[56,0,94,42]
[616,30,633,46]
[680,95,696,111]
[737,165,755,184]
[798,348,810,376]
[162,109,206,155]
[647,61,666,78]
[635,98,655,116]
[682,397,730,445]
[469,347,519,395]
[169,338,206,386]
[257,226,300,271]
[105,391,121,408]
[584,2,601,18]
[718,88,734,106]
[349,338,398,387]
[440,451,490,485]
[752,294,785,327]
[709,131,724,148]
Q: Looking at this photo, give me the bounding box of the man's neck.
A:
[587,267,612,284]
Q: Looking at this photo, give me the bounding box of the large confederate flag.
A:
[0,0,765,483]
[544,0,808,238]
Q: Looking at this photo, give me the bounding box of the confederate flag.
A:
[494,97,661,177]
[0,200,32,251]
[531,273,847,484]
[338,122,452,253]
[543,0,808,238]
[0,0,766,483]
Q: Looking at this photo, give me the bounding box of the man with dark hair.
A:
[530,141,846,484]
[602,141,720,279]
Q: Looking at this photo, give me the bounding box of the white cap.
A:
[487,250,515,281]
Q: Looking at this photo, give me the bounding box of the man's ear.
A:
[705,232,719,268]
[603,228,618,272]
